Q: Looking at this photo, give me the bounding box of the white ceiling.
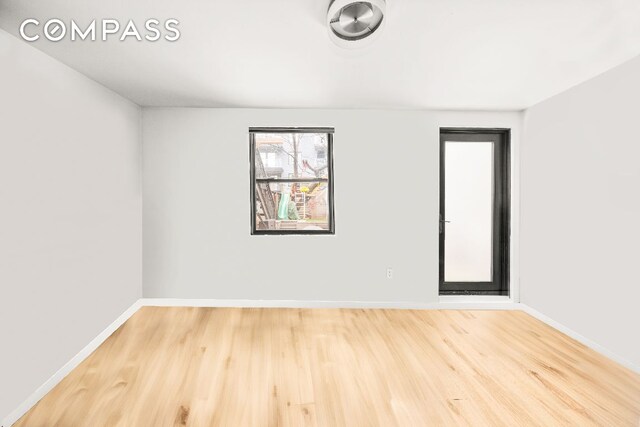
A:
[1,0,640,109]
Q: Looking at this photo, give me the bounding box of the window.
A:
[250,127,335,235]
[261,152,278,168]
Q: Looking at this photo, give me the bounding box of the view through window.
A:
[250,128,334,234]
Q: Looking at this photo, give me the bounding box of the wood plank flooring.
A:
[15,308,640,426]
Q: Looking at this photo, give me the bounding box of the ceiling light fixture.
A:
[327,0,386,48]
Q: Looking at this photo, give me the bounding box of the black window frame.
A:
[439,128,511,296]
[250,127,335,235]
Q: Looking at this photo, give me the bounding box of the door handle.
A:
[439,215,451,233]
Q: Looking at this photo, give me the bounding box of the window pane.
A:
[255,133,329,179]
[255,181,330,231]
[444,141,494,282]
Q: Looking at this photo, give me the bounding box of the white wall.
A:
[522,55,640,369]
[0,29,142,420]
[143,108,521,302]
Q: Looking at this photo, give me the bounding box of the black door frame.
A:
[439,128,510,295]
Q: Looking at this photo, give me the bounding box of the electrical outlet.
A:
[386,268,393,279]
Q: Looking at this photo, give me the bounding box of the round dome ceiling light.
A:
[327,0,386,48]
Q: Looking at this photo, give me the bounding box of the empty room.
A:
[1,0,639,425]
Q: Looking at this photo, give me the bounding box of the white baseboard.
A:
[519,304,639,374]
[439,295,515,304]
[141,298,522,311]
[1,300,143,427]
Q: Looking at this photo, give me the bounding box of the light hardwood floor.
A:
[15,308,640,426]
